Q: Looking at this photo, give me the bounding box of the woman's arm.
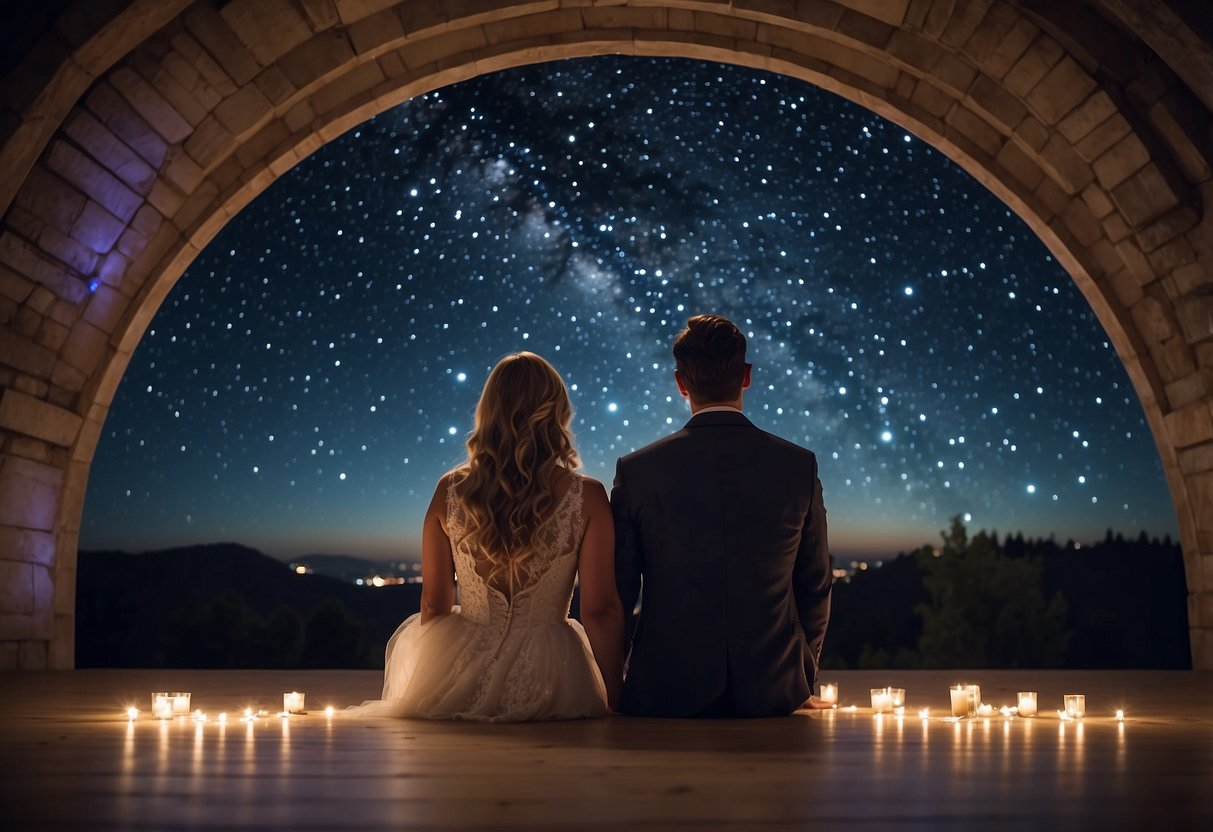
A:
[577,479,625,710]
[419,475,456,624]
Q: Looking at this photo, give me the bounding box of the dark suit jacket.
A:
[611,410,831,717]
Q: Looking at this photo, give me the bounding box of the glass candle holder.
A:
[1063,694,1085,719]
[819,683,838,707]
[966,684,981,709]
[170,692,191,715]
[151,692,173,720]
[1017,691,1038,717]
[870,687,893,714]
[283,691,306,714]
[950,685,976,718]
[888,687,906,713]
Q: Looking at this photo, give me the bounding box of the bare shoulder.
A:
[578,475,611,513]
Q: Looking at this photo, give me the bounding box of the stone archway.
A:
[1,0,1210,669]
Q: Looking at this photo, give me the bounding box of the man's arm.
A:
[792,458,831,687]
[610,459,643,643]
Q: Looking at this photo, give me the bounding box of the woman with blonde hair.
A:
[356,352,624,720]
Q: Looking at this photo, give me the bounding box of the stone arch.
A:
[1,0,1210,669]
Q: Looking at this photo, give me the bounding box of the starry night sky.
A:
[81,57,1177,562]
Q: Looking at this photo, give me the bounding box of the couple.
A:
[359,314,832,720]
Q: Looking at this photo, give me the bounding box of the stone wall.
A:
[1,0,1210,668]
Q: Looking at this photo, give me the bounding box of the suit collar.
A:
[685,410,754,429]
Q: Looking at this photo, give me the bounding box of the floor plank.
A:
[1,669,1210,829]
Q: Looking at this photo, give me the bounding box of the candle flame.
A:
[126,707,139,720]
[218,712,228,724]
[324,705,335,717]
[918,708,930,719]
[1115,709,1125,721]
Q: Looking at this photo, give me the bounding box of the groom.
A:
[611,314,832,717]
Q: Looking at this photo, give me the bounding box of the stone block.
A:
[279,30,358,91]
[1012,115,1048,152]
[0,233,86,303]
[168,33,239,98]
[1024,55,1097,126]
[9,436,51,463]
[184,114,237,169]
[0,456,63,530]
[929,51,976,97]
[348,7,407,55]
[1075,114,1131,165]
[235,120,291,169]
[0,389,82,448]
[221,0,314,65]
[309,61,387,116]
[59,320,108,376]
[1060,200,1101,247]
[109,67,193,145]
[1155,334,1198,381]
[1038,133,1093,194]
[46,141,142,224]
[1179,441,1213,476]
[86,82,170,168]
[1176,295,1213,346]
[172,180,221,233]
[0,561,34,614]
[163,146,206,193]
[910,80,953,118]
[38,224,100,277]
[964,5,1035,78]
[1136,206,1200,254]
[836,8,893,48]
[1147,236,1198,278]
[300,0,341,30]
[1110,163,1182,228]
[0,266,34,305]
[1002,33,1062,98]
[149,65,210,127]
[14,168,87,232]
[18,638,48,669]
[254,66,297,106]
[335,0,399,26]
[63,111,157,196]
[1149,94,1212,183]
[966,74,1026,131]
[1165,402,1213,449]
[146,179,185,218]
[937,0,988,47]
[82,284,126,335]
[1092,133,1149,191]
[183,5,261,85]
[35,317,69,352]
[70,201,126,256]
[1079,183,1114,219]
[214,84,274,137]
[1166,370,1212,410]
[1167,262,1208,298]
[994,139,1044,192]
[1057,90,1117,145]
[283,99,316,134]
[0,329,56,380]
[944,105,1001,157]
[1033,176,1069,219]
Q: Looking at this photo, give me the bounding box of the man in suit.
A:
[611,314,832,717]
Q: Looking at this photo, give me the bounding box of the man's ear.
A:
[741,363,752,391]
[674,369,690,399]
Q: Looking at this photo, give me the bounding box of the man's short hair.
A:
[672,314,748,403]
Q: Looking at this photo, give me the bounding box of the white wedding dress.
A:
[351,473,608,721]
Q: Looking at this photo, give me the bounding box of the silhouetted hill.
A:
[77,543,421,668]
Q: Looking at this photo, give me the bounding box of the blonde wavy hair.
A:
[452,352,580,592]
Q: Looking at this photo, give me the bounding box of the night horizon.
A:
[81,56,1178,563]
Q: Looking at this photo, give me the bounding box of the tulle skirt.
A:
[348,606,608,722]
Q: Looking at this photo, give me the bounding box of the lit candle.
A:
[324,705,335,718]
[950,685,976,718]
[819,683,838,707]
[1063,694,1085,719]
[1017,691,1038,717]
[870,687,893,714]
[976,703,994,717]
[126,707,140,720]
[218,712,228,724]
[1115,709,1124,721]
[283,691,306,714]
[151,693,173,720]
[888,687,905,713]
[171,692,191,715]
[918,707,930,719]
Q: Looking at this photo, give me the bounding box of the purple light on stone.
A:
[87,279,101,293]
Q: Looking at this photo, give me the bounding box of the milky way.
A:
[81,58,1176,561]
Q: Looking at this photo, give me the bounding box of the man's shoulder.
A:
[619,427,690,467]
[753,427,818,464]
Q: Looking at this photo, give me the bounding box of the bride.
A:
[354,352,624,720]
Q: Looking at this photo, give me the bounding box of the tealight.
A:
[870,687,893,714]
[950,684,976,718]
[976,703,994,717]
[151,692,173,720]
[819,683,838,707]
[324,705,335,718]
[1017,691,1038,717]
[1063,694,1085,719]
[284,691,306,714]
[126,707,139,720]
[171,692,191,715]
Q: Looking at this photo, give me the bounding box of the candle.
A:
[324,705,336,718]
[870,687,893,714]
[888,687,905,713]
[966,684,981,709]
[126,707,140,720]
[171,692,191,715]
[819,683,838,707]
[950,684,977,717]
[1017,691,1038,717]
[1063,694,1085,719]
[283,691,306,714]
[151,692,173,720]
[918,707,930,719]
[975,703,994,717]
[1115,709,1124,721]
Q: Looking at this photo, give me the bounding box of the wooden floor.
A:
[1,669,1210,830]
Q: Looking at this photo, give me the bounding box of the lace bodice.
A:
[446,473,585,631]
